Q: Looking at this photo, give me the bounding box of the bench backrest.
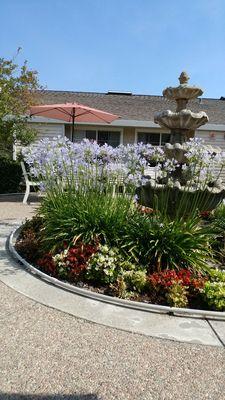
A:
[20,161,30,183]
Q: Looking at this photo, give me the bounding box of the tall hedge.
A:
[0,157,23,193]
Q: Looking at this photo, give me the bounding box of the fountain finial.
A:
[179,71,189,85]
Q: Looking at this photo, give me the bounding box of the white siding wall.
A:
[196,130,225,150]
[196,130,225,182]
[15,123,65,159]
[31,123,65,140]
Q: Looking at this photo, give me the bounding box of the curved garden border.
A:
[9,224,225,321]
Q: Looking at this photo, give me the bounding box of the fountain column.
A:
[154,72,209,144]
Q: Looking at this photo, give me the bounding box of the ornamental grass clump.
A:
[120,211,216,272]
[39,189,136,251]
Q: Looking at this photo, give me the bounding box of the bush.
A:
[122,269,147,293]
[202,281,225,311]
[208,268,225,283]
[39,189,135,251]
[210,205,225,262]
[55,242,98,282]
[86,245,140,286]
[37,253,57,277]
[15,216,43,263]
[121,212,216,272]
[166,282,188,308]
[39,185,216,274]
[147,269,206,306]
[86,245,121,285]
[0,157,22,193]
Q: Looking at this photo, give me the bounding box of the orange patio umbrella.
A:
[30,102,120,141]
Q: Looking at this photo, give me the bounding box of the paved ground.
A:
[0,194,39,219]
[0,196,225,400]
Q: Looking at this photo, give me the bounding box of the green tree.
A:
[0,49,41,158]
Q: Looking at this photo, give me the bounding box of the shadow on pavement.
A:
[0,393,99,400]
[0,193,40,203]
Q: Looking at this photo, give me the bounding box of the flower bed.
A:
[16,137,225,311]
[15,202,225,311]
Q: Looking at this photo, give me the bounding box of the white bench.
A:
[144,166,157,179]
[20,161,40,204]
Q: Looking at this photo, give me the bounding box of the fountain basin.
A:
[137,182,225,216]
[154,109,209,130]
[163,85,203,100]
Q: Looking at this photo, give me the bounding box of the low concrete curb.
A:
[0,220,225,347]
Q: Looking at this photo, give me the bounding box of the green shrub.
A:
[208,268,225,283]
[121,212,216,272]
[0,157,22,193]
[212,203,225,225]
[202,281,225,311]
[39,188,135,251]
[39,185,216,274]
[111,269,147,299]
[86,244,141,285]
[210,205,225,262]
[122,270,147,293]
[166,282,188,308]
[86,245,121,285]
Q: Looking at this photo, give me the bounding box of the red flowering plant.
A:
[136,204,155,215]
[199,210,212,220]
[37,253,57,277]
[59,243,98,281]
[37,242,98,282]
[147,268,206,306]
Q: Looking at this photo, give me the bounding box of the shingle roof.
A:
[38,90,225,124]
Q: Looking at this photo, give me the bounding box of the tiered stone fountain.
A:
[154,71,209,144]
[138,72,225,214]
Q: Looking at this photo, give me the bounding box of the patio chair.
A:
[20,161,40,204]
[144,166,157,180]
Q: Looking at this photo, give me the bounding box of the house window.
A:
[72,129,121,147]
[73,130,85,142]
[161,133,171,145]
[86,130,97,141]
[137,132,171,146]
[98,131,120,147]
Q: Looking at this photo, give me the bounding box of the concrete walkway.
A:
[0,196,225,399]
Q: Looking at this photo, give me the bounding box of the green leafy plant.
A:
[86,245,122,285]
[202,281,225,311]
[210,204,225,261]
[0,157,22,193]
[208,268,225,283]
[0,51,40,158]
[121,211,216,272]
[39,188,135,251]
[122,270,147,293]
[166,282,188,308]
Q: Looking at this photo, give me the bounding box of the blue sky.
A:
[1,0,225,98]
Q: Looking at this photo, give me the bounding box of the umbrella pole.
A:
[71,107,75,142]
[72,119,75,141]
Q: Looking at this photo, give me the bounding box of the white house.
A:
[28,90,225,150]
